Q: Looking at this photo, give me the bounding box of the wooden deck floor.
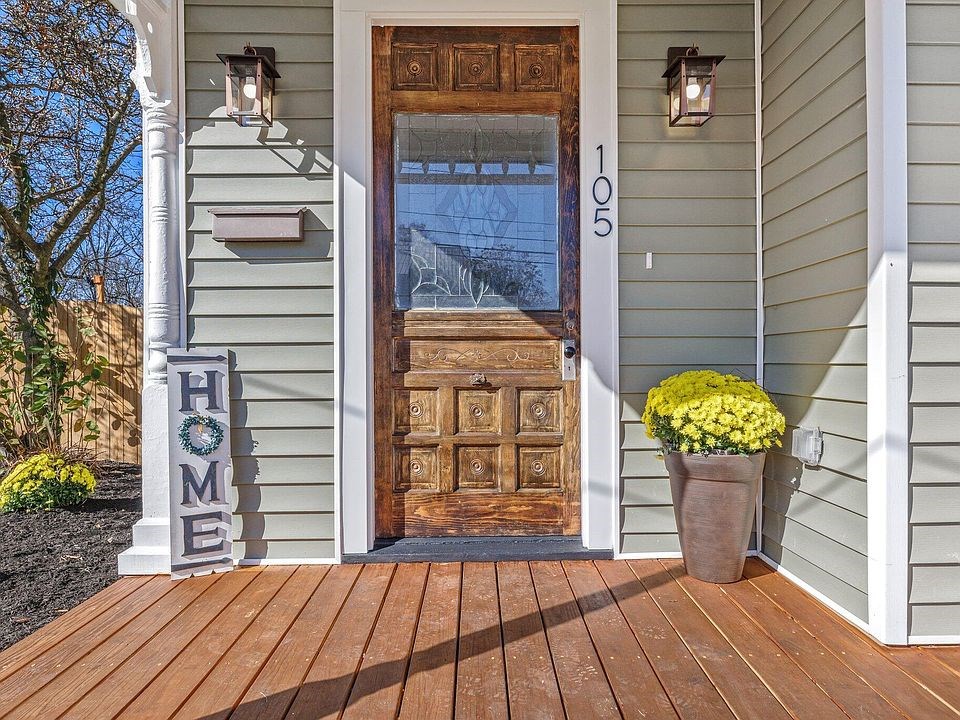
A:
[1,559,959,719]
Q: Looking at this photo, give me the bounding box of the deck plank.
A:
[0,558,956,719]
[497,561,565,720]
[171,566,329,720]
[0,575,179,715]
[229,564,362,720]
[342,563,429,719]
[881,647,960,715]
[563,560,678,720]
[663,560,849,720]
[398,563,461,720]
[721,568,904,720]
[922,646,960,677]
[596,560,735,720]
[30,571,253,720]
[530,560,620,719]
[743,560,960,718]
[0,575,151,684]
[116,567,296,719]
[284,564,396,720]
[629,560,793,720]
[455,561,509,720]
[718,570,907,720]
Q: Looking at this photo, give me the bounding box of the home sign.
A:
[167,349,234,579]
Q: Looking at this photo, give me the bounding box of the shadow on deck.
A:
[1,558,958,719]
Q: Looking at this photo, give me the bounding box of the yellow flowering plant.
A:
[642,370,785,455]
[0,452,96,511]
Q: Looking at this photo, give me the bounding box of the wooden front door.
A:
[373,26,580,537]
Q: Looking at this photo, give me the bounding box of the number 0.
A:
[592,176,612,206]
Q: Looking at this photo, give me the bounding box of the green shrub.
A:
[0,452,96,511]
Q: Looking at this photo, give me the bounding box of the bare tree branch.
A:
[44,84,137,252]
[0,0,142,310]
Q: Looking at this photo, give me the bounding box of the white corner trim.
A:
[758,552,873,635]
[334,0,620,554]
[864,0,910,646]
[753,0,766,556]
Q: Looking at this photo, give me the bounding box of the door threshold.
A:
[342,536,613,564]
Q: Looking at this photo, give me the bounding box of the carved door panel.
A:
[373,26,580,537]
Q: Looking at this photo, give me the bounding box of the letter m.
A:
[181,462,221,506]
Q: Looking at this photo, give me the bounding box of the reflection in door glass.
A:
[394,114,560,310]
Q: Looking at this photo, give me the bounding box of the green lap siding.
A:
[183,0,335,562]
[617,1,759,554]
[907,0,960,638]
[760,0,869,621]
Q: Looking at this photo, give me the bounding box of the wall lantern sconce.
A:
[662,46,724,127]
[217,45,280,127]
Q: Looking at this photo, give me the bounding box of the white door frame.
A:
[333,0,620,556]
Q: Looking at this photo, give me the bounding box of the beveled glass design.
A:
[394,113,560,310]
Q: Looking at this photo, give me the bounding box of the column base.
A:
[119,381,172,575]
[118,520,171,575]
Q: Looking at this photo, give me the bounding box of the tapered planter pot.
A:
[665,452,766,583]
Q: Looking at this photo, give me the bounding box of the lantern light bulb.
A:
[242,78,257,100]
[686,81,701,100]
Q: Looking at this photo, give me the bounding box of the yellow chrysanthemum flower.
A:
[641,370,785,456]
[0,454,97,512]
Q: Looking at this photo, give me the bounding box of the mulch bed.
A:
[0,462,141,652]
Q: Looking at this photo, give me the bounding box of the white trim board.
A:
[908,635,960,646]
[864,0,910,646]
[333,0,620,554]
[237,558,339,566]
[758,553,873,635]
[615,550,760,561]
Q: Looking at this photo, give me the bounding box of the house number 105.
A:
[593,144,613,237]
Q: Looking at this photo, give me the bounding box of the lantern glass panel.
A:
[684,58,714,115]
[255,75,274,126]
[667,72,683,125]
[228,59,258,112]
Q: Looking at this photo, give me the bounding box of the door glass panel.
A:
[394,113,560,310]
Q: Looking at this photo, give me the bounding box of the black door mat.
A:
[342,536,614,563]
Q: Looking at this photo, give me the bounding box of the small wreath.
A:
[178,415,224,456]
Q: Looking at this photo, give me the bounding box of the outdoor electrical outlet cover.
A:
[791,426,823,466]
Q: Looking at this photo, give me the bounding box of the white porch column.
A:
[114,0,182,574]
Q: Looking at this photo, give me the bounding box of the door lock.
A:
[562,338,577,381]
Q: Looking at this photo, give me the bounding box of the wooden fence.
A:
[55,302,143,463]
[2,302,143,464]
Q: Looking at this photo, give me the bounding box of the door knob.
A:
[564,345,576,359]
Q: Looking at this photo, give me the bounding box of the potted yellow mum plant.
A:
[642,370,785,583]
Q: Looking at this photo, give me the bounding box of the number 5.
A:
[594,207,612,237]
